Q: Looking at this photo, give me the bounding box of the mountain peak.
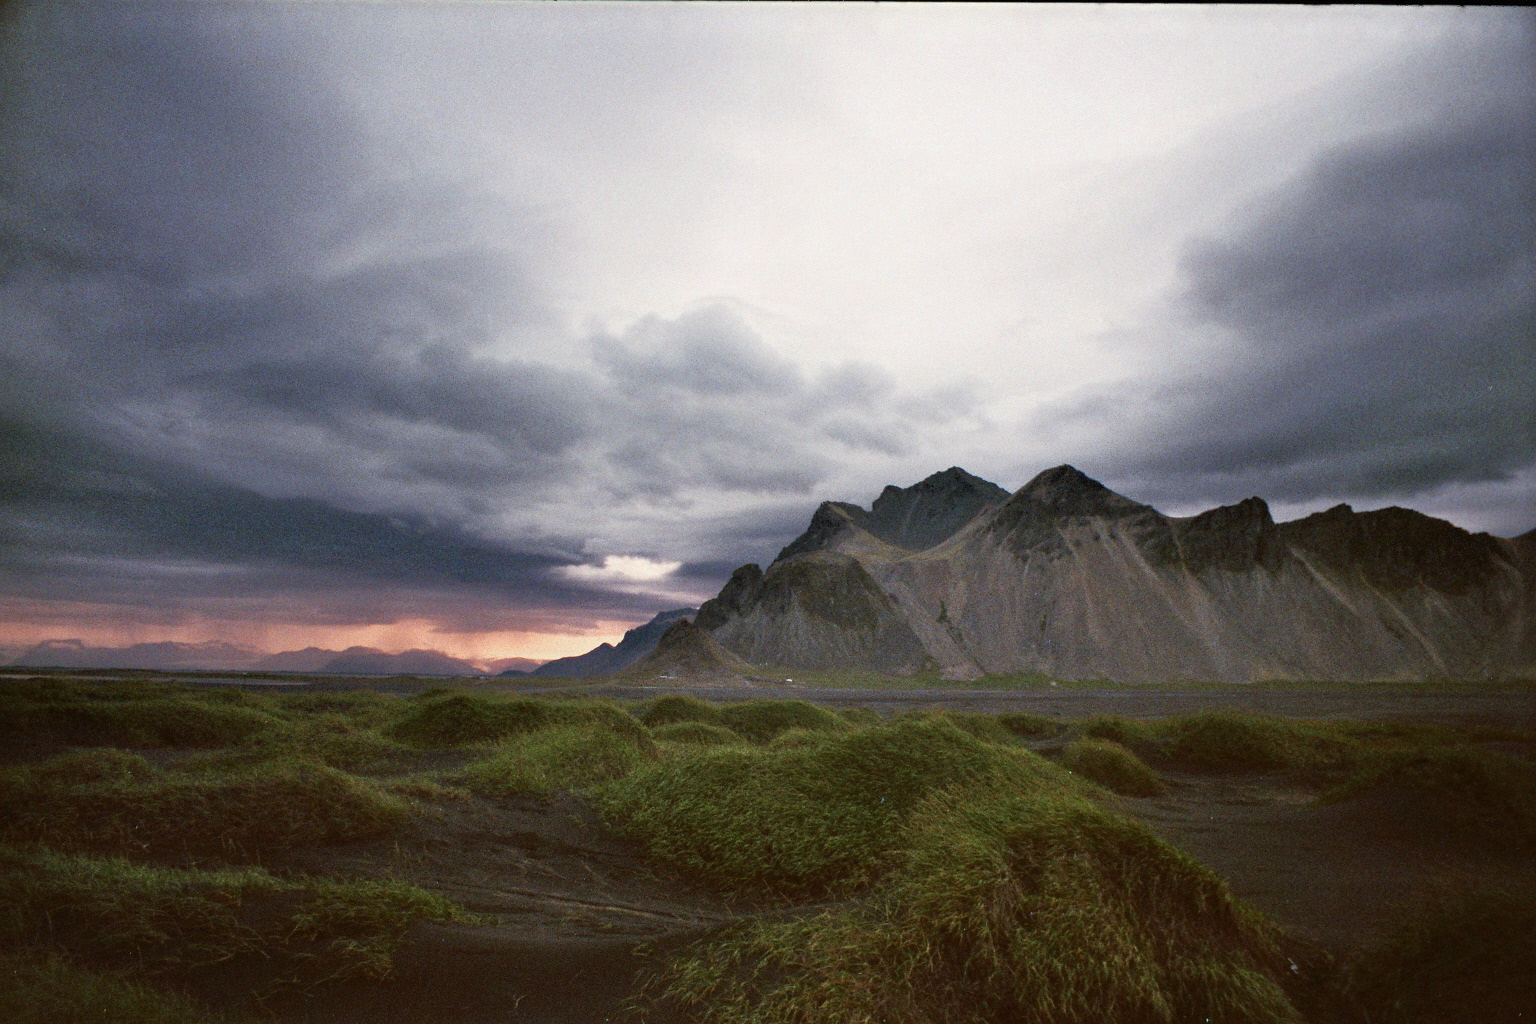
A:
[1011,465,1144,516]
[773,467,1009,562]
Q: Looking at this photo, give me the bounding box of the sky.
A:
[1,3,1532,664]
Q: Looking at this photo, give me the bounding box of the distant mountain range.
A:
[8,639,272,673]
[17,465,1531,685]
[696,465,1536,683]
[7,639,508,677]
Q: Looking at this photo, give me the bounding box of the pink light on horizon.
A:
[0,598,637,665]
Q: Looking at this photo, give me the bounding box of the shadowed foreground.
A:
[2,674,1531,1023]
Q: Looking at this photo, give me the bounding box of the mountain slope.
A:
[699,465,1535,683]
[774,465,1008,561]
[615,618,759,684]
[521,608,698,678]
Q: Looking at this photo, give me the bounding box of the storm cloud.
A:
[1088,29,1535,530]
[1,3,1531,660]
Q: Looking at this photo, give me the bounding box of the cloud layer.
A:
[1086,31,1535,530]
[1,4,1531,656]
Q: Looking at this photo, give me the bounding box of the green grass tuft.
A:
[716,700,849,744]
[0,846,467,986]
[23,747,155,786]
[0,688,279,749]
[1,753,410,859]
[767,727,836,750]
[1062,737,1168,797]
[1158,711,1355,773]
[995,711,1067,738]
[935,712,1021,747]
[633,694,723,729]
[642,777,1302,1024]
[463,723,656,798]
[650,720,742,746]
[385,693,643,747]
[234,716,414,773]
[272,690,400,729]
[1078,713,1158,746]
[384,694,550,746]
[594,717,1060,893]
[834,706,882,727]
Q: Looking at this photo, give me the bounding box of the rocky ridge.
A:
[520,607,698,679]
[697,465,1536,683]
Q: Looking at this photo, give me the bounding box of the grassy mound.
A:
[930,712,1020,747]
[0,952,229,1024]
[272,690,400,729]
[1348,878,1536,1024]
[643,779,1302,1024]
[835,706,883,728]
[385,693,643,747]
[716,699,849,744]
[1159,712,1353,773]
[0,846,466,986]
[384,694,550,746]
[1323,746,1536,850]
[594,718,1062,893]
[0,684,279,749]
[768,727,838,750]
[0,753,410,859]
[995,711,1066,738]
[23,747,155,786]
[633,694,723,729]
[233,715,414,774]
[463,723,656,797]
[1062,737,1167,797]
[650,721,742,746]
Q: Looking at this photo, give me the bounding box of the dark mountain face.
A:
[989,464,1179,564]
[698,464,1535,683]
[774,466,1009,562]
[695,564,765,631]
[863,466,1011,550]
[618,618,758,683]
[523,607,698,678]
[704,551,931,674]
[1277,504,1508,594]
[1172,496,1284,574]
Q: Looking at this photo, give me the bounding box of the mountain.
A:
[9,639,265,672]
[248,647,341,673]
[698,465,1536,683]
[615,618,758,684]
[773,466,1009,561]
[518,607,698,678]
[320,647,483,677]
[6,640,492,676]
[482,656,544,676]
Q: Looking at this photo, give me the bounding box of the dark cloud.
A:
[594,307,803,398]
[0,4,964,640]
[1103,35,1536,524]
[0,416,686,633]
[586,306,940,499]
[0,4,364,285]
